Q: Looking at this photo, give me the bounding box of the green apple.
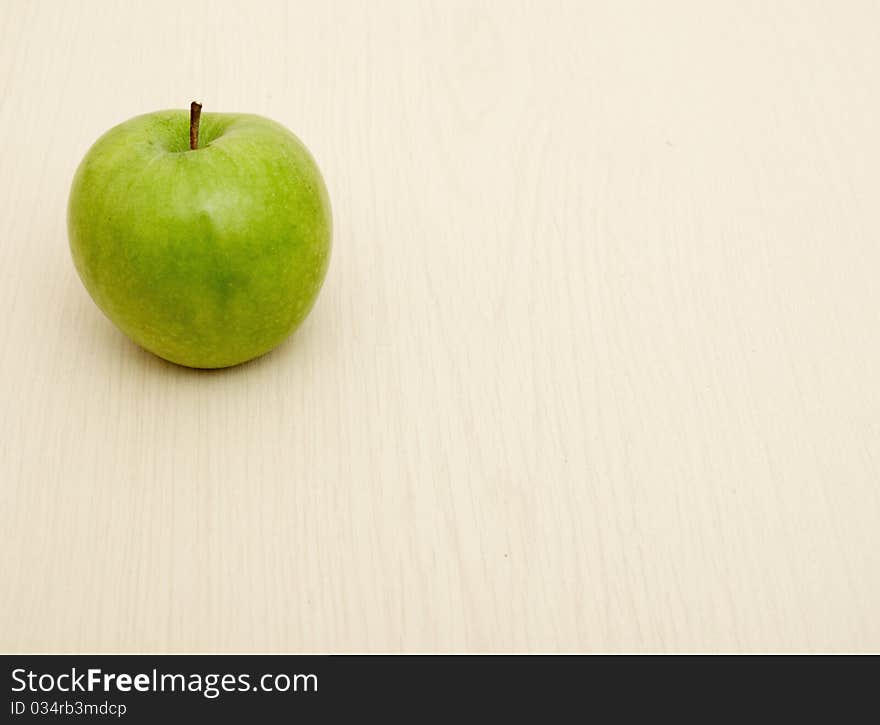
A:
[68,103,332,368]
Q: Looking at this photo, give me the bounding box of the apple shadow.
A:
[68,273,328,380]
[129,324,324,377]
[127,337,280,376]
[115,318,325,381]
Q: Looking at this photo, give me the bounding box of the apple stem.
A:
[189,101,202,150]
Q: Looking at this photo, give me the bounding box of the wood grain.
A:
[1,0,879,652]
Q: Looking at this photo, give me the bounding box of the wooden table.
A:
[2,0,878,652]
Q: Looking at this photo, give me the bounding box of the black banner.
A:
[0,654,871,721]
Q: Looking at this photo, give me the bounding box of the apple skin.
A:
[68,109,331,368]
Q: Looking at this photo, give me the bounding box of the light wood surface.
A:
[2,0,879,653]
